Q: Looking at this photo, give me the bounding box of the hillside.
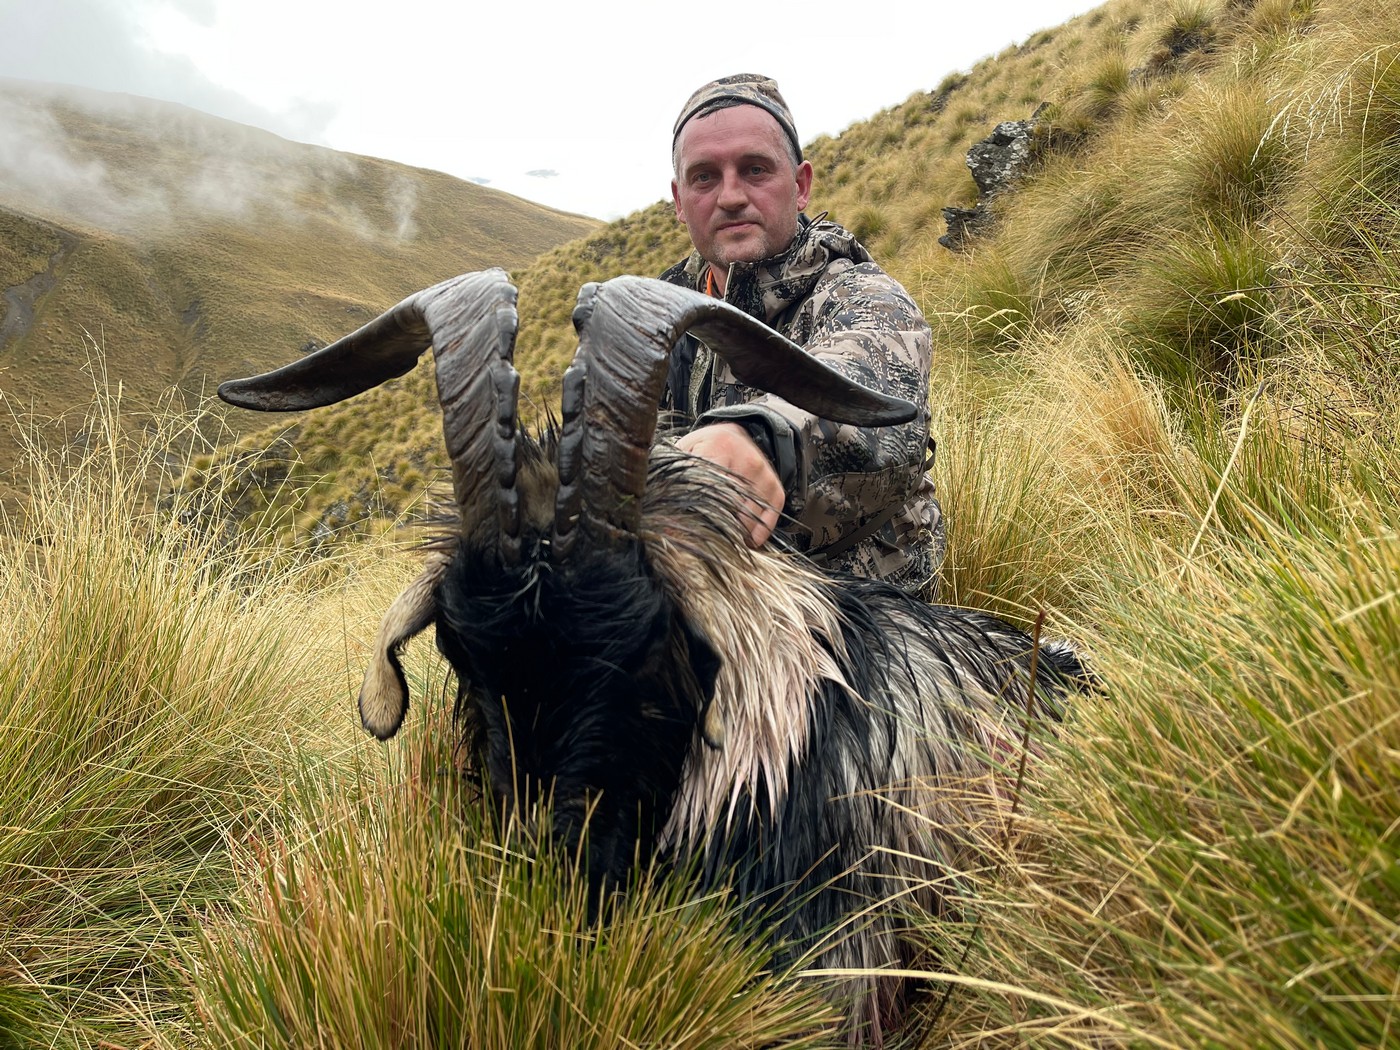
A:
[207,0,1397,547]
[4,0,1399,1044]
[0,78,599,501]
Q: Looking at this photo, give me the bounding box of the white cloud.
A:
[0,0,1106,220]
[0,0,335,141]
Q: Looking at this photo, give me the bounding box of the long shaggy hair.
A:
[379,440,1087,1044]
[220,270,1091,1047]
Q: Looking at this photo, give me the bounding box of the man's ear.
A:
[795,161,814,212]
[672,179,687,225]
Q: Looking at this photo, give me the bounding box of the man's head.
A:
[671,74,813,289]
[672,74,803,169]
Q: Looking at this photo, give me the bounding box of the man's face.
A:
[671,105,813,278]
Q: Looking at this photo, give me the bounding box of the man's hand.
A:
[676,423,785,548]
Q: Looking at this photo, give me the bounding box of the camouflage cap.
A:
[672,74,802,161]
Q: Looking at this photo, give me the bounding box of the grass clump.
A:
[0,400,275,1047]
[0,378,370,1046]
[1121,219,1280,383]
[914,160,1400,1044]
[188,724,840,1049]
[931,477,1399,1047]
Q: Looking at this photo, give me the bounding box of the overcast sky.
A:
[0,0,1103,220]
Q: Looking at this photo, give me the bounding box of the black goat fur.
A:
[416,444,1091,1045]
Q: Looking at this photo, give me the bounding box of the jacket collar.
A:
[676,213,872,327]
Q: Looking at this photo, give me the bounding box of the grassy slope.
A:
[215,0,1350,545]
[0,79,599,502]
[6,0,1399,1045]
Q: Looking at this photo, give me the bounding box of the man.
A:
[663,73,944,596]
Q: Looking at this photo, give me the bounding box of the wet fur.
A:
[384,438,1090,1045]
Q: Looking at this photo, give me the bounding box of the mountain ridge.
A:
[0,76,600,500]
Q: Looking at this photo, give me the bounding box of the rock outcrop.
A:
[940,111,1045,251]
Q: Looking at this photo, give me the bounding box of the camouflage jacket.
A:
[659,215,944,595]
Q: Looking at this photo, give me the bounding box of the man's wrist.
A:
[695,406,800,497]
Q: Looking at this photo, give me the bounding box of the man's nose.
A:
[716,170,748,210]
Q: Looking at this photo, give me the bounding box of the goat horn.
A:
[552,275,918,556]
[595,276,917,426]
[218,269,525,560]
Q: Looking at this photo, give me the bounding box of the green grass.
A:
[188,733,840,1049]
[1120,219,1281,384]
[7,0,1400,1044]
[0,207,61,289]
[0,383,374,1047]
[912,181,1399,1047]
[928,463,1398,1046]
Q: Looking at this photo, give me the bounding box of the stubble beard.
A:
[706,219,793,271]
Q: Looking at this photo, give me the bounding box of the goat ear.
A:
[680,618,725,751]
[359,555,448,740]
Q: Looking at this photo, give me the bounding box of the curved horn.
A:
[552,275,919,557]
[552,280,660,556]
[219,269,524,560]
[217,270,497,411]
[593,275,918,426]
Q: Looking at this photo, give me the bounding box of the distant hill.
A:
[0,78,599,499]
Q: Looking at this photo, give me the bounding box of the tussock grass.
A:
[0,372,390,1046]
[1120,219,1280,382]
[188,725,840,1049]
[1079,48,1137,123]
[926,470,1398,1047]
[1168,81,1295,222]
[927,347,1091,621]
[906,21,1400,1026]
[927,247,1043,352]
[915,181,1399,1048]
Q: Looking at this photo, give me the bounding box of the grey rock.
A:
[940,116,1044,252]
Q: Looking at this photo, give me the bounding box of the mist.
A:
[0,0,335,144]
[0,78,418,243]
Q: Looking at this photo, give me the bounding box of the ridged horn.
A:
[603,276,919,427]
[218,269,524,560]
[551,275,919,557]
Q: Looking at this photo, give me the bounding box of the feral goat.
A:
[220,270,1089,1045]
